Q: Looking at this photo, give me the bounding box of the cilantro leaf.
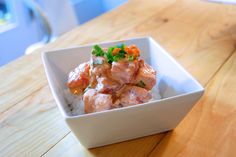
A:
[106,47,114,64]
[113,51,125,62]
[105,44,128,64]
[136,80,146,88]
[128,55,134,61]
[92,45,105,56]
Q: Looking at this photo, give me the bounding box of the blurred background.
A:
[0,0,127,66]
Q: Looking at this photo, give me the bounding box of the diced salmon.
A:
[96,76,121,94]
[134,60,156,90]
[118,85,152,107]
[90,55,122,94]
[90,55,110,75]
[67,62,90,94]
[83,89,112,113]
[90,55,111,87]
[111,59,139,84]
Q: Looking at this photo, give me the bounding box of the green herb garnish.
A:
[128,55,134,61]
[136,80,146,88]
[92,44,133,64]
[105,45,126,63]
[113,51,125,62]
[92,45,105,56]
[106,47,114,64]
[84,84,92,93]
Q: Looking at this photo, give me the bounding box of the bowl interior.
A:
[42,37,203,117]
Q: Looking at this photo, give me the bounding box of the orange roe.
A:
[112,48,121,56]
[124,44,140,59]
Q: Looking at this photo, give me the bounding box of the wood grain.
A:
[0,0,236,156]
[149,52,236,157]
[0,53,47,113]
[43,133,166,157]
[0,86,70,157]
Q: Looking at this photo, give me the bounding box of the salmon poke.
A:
[64,44,161,115]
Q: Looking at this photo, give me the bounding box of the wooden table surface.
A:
[1,0,236,156]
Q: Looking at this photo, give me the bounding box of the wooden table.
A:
[1,0,236,156]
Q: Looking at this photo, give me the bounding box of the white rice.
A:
[63,87,162,116]
[63,89,84,116]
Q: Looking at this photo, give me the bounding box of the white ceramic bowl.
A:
[42,37,204,148]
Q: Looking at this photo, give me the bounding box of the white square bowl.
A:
[42,37,204,148]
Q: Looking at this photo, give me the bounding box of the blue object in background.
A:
[0,0,127,66]
[71,0,127,24]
